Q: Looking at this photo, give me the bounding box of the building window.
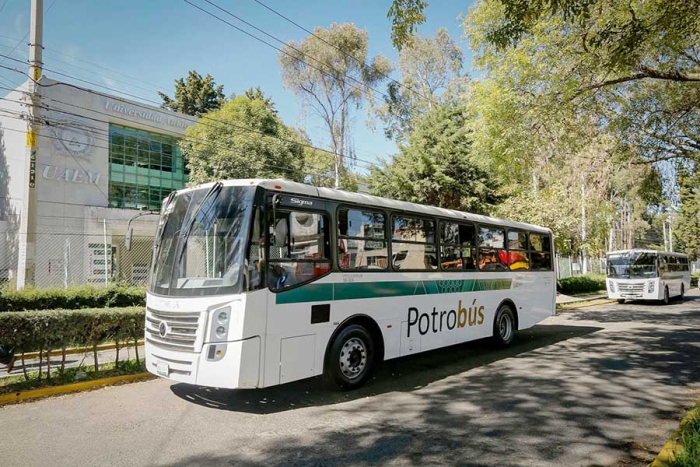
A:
[108,124,188,210]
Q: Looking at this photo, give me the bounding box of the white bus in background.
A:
[606,249,690,304]
[144,179,556,390]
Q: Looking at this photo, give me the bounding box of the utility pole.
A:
[581,175,588,274]
[16,0,42,289]
[668,215,673,252]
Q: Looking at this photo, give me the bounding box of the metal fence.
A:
[556,254,606,279]
[0,216,157,289]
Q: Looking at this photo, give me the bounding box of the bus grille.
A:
[146,308,201,352]
[617,282,645,293]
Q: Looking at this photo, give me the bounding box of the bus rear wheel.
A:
[493,304,516,346]
[617,299,625,304]
[663,286,670,305]
[326,324,375,390]
[680,284,685,300]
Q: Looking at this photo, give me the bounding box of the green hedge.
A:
[0,285,146,312]
[557,274,607,295]
[691,273,700,288]
[0,306,145,353]
[0,307,145,377]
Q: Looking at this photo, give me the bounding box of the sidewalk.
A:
[0,345,145,380]
[556,293,608,304]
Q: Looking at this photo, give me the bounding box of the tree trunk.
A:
[46,349,51,381]
[134,337,140,365]
[115,340,120,368]
[93,344,99,373]
[20,352,28,381]
[37,349,43,380]
[60,347,66,373]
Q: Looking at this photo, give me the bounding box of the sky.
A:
[0,0,475,171]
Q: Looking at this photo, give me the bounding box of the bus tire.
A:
[492,303,516,347]
[680,284,685,300]
[325,324,374,390]
[663,286,670,305]
[617,299,625,304]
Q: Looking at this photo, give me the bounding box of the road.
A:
[1,292,699,467]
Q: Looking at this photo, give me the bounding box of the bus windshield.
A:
[149,185,255,297]
[607,251,657,279]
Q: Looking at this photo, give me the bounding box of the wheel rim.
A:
[339,337,367,380]
[498,310,513,341]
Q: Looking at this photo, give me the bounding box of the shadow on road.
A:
[161,297,700,467]
[170,322,601,416]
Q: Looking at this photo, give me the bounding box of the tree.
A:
[278,23,392,189]
[159,70,226,117]
[181,89,305,185]
[390,0,700,163]
[368,101,500,214]
[673,164,700,259]
[375,28,466,141]
[387,0,428,51]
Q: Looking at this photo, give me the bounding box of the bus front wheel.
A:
[680,284,685,300]
[325,324,375,390]
[663,286,670,305]
[617,299,625,304]
[493,304,516,346]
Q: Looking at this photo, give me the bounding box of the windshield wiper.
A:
[175,182,224,267]
[153,191,177,257]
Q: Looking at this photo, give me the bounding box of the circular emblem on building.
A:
[49,117,95,160]
[159,322,168,338]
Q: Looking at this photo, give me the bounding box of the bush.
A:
[0,285,146,312]
[557,274,607,295]
[691,273,700,288]
[0,307,144,352]
[0,307,145,376]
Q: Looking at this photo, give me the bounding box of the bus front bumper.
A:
[146,337,261,389]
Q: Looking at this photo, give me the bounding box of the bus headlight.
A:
[208,306,231,342]
[608,280,616,293]
[648,281,655,293]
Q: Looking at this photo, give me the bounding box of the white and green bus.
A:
[606,249,690,304]
[145,179,556,389]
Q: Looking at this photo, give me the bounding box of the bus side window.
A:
[529,233,552,271]
[267,210,331,291]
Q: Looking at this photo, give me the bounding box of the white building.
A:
[0,77,195,288]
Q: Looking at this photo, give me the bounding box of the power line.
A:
[252,0,435,106]
[0,33,171,94]
[1,87,378,172]
[182,0,396,163]
[0,67,384,168]
[0,109,335,181]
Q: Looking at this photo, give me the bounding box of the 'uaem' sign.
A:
[42,166,102,185]
[103,100,192,129]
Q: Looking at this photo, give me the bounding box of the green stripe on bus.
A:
[274,278,512,305]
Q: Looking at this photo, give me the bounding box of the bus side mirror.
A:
[125,227,133,251]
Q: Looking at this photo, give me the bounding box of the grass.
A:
[669,408,700,467]
[569,289,607,297]
[0,359,147,395]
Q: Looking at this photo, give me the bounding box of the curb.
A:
[650,405,699,467]
[0,372,153,406]
[20,341,145,359]
[557,299,616,310]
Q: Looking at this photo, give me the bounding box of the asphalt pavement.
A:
[1,291,699,467]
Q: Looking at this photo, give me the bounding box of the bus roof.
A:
[194,179,553,235]
[606,249,688,257]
